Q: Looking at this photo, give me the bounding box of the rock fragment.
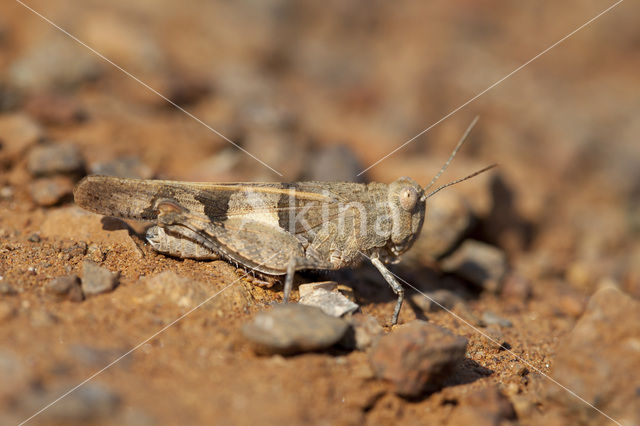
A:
[22,383,120,423]
[0,349,31,404]
[90,156,153,179]
[481,311,512,328]
[446,385,516,426]
[441,240,507,292]
[242,304,349,355]
[8,37,102,91]
[416,191,473,259]
[305,144,364,182]
[346,313,384,350]
[369,320,468,397]
[81,261,118,296]
[544,285,640,424]
[28,176,75,206]
[0,114,43,165]
[409,289,464,313]
[45,274,84,302]
[298,281,338,297]
[298,288,359,317]
[27,143,85,176]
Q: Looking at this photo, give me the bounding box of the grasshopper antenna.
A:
[425,164,497,199]
[424,116,479,193]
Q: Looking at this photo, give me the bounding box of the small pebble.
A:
[242,304,349,355]
[369,320,468,397]
[481,311,513,328]
[81,261,118,296]
[345,313,383,350]
[409,289,463,313]
[545,286,640,422]
[298,288,359,317]
[87,244,105,262]
[8,37,102,91]
[441,240,508,292]
[90,156,153,179]
[45,275,83,302]
[0,114,43,163]
[0,349,31,403]
[27,143,85,176]
[304,144,364,182]
[22,383,120,422]
[298,281,338,298]
[29,176,75,206]
[417,191,473,259]
[500,273,532,301]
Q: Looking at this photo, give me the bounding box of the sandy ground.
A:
[1,1,639,425]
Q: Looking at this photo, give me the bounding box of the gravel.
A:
[298,288,359,317]
[81,261,118,296]
[45,274,84,302]
[27,143,85,176]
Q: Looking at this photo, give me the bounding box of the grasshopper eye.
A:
[399,187,418,211]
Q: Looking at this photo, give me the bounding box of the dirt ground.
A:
[1,1,639,425]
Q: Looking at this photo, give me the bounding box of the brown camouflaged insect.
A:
[74,121,494,324]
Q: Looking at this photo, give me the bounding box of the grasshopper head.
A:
[386,177,426,256]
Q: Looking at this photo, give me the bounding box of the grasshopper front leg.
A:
[370,256,404,325]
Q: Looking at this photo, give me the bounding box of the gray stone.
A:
[441,240,508,292]
[409,289,464,313]
[90,156,153,179]
[29,176,75,206]
[298,288,359,317]
[81,261,118,296]
[70,344,131,368]
[242,304,349,355]
[418,191,473,259]
[27,143,85,176]
[23,383,120,422]
[481,311,513,328]
[9,37,102,91]
[298,281,338,297]
[347,313,384,350]
[544,285,640,424]
[305,144,365,182]
[46,274,84,302]
[369,320,468,397]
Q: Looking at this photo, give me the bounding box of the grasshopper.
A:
[73,121,494,325]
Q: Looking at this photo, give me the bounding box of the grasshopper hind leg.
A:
[146,225,220,260]
[283,257,297,303]
[370,256,404,326]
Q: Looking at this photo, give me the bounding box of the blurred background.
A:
[0,0,639,424]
